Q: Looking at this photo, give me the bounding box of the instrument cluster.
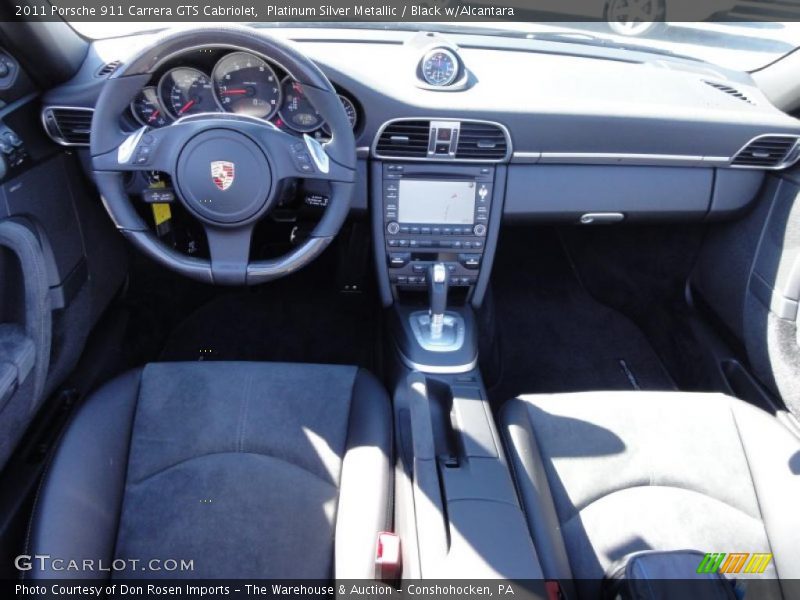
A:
[128,48,359,139]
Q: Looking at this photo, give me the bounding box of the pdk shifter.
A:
[408,262,465,352]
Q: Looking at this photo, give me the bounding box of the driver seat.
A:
[26,362,392,579]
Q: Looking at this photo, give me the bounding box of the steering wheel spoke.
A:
[204,224,254,286]
[259,129,356,184]
[93,125,189,175]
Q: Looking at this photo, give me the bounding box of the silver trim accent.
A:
[372,117,512,163]
[40,106,94,147]
[356,146,370,159]
[117,126,148,164]
[396,348,478,375]
[303,134,330,174]
[579,212,625,225]
[511,135,800,170]
[529,152,726,167]
[730,133,800,170]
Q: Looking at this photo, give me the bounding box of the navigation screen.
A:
[397,180,476,225]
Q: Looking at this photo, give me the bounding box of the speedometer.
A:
[421,48,459,87]
[212,52,281,119]
[278,78,324,133]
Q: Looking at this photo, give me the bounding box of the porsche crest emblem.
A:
[210,160,235,191]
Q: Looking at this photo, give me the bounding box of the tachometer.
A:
[321,95,358,135]
[278,77,324,133]
[158,67,219,119]
[212,52,281,119]
[421,48,459,87]
[130,86,172,128]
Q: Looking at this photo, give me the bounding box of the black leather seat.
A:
[27,362,392,579]
[501,391,800,599]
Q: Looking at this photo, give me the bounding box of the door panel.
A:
[0,219,51,470]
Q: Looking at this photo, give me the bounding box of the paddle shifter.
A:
[428,263,449,339]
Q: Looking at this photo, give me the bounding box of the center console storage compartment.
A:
[393,370,545,585]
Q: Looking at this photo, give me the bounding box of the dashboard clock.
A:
[421,48,460,87]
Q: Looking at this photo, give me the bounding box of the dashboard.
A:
[124,47,359,141]
[28,25,800,301]
[37,26,800,223]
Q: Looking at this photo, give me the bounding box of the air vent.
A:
[375,120,430,158]
[704,80,754,105]
[42,107,93,146]
[732,135,800,169]
[96,60,122,77]
[456,122,508,160]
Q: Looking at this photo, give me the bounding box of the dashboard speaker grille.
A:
[732,135,800,168]
[456,122,508,160]
[704,80,754,105]
[375,120,430,158]
[42,108,93,146]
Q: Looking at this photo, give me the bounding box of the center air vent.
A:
[42,107,93,146]
[732,135,800,169]
[455,122,509,160]
[375,120,431,158]
[374,118,511,162]
[704,80,754,105]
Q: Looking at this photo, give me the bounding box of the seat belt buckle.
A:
[374,532,401,582]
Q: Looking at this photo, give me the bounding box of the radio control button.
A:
[387,222,400,235]
[459,254,481,269]
[474,224,487,236]
[421,227,431,235]
[388,252,410,268]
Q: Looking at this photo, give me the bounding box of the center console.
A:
[381,163,494,293]
[370,120,544,586]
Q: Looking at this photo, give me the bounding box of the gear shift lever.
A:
[408,262,463,352]
[428,262,449,339]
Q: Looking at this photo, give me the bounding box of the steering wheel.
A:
[91,26,356,285]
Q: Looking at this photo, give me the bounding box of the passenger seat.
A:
[500,391,800,599]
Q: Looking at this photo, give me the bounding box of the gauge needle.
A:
[148,110,160,123]
[177,100,195,115]
[222,88,247,95]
